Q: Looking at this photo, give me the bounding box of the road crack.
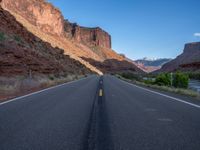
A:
[82,76,113,150]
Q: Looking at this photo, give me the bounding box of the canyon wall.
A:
[0,0,142,74]
[64,20,111,49]
[1,0,112,49]
[0,0,104,74]
[159,42,200,72]
[1,0,64,37]
[0,7,92,76]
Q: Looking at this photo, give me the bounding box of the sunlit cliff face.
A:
[1,0,64,37]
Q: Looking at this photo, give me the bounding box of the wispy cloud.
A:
[194,33,200,37]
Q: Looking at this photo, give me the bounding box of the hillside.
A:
[82,58,143,74]
[0,0,142,74]
[159,42,200,72]
[0,7,92,76]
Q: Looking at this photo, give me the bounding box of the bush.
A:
[144,79,154,85]
[155,73,171,86]
[173,72,189,89]
[48,75,55,81]
[188,72,200,80]
[121,72,142,81]
[14,35,22,43]
[0,32,5,41]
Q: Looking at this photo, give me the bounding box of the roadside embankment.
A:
[0,74,87,102]
[116,74,200,100]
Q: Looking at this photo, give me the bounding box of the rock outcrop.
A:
[0,0,142,74]
[1,0,64,37]
[159,42,200,72]
[0,7,92,76]
[82,58,144,74]
[0,0,104,74]
[64,20,111,49]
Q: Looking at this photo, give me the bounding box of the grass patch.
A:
[0,77,21,94]
[0,74,86,101]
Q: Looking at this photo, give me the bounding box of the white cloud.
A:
[194,33,200,37]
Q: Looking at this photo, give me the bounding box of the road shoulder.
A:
[117,76,200,107]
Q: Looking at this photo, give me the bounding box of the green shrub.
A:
[0,32,5,41]
[144,79,154,85]
[155,73,171,86]
[48,75,55,81]
[121,72,142,81]
[173,72,189,89]
[188,72,200,80]
[14,35,22,43]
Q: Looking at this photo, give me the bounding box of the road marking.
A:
[157,118,173,122]
[144,108,157,112]
[99,89,103,97]
[0,77,90,106]
[121,80,200,109]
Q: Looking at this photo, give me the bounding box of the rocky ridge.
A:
[0,0,142,75]
[1,0,65,37]
[0,0,103,74]
[159,42,200,72]
[0,7,92,76]
[64,20,111,49]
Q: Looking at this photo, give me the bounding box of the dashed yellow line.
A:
[99,89,103,97]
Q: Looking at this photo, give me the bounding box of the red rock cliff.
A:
[0,7,92,76]
[159,42,200,72]
[1,0,65,37]
[64,20,112,49]
[0,0,142,74]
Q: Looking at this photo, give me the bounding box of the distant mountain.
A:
[135,58,172,72]
[135,58,172,67]
[158,42,200,72]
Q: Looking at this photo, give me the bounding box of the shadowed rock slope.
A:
[82,58,144,74]
[0,0,142,74]
[158,42,200,72]
[0,7,92,76]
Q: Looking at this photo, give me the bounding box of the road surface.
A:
[0,75,200,150]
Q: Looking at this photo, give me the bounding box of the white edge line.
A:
[120,79,200,109]
[0,77,88,106]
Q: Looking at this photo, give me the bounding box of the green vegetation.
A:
[116,72,199,99]
[0,32,6,41]
[144,79,154,85]
[155,73,171,86]
[153,72,189,89]
[187,72,200,80]
[120,72,189,89]
[173,72,189,88]
[13,35,22,43]
[120,72,142,81]
[48,75,55,81]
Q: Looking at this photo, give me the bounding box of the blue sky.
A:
[48,0,200,60]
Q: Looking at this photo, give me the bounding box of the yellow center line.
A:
[99,89,103,97]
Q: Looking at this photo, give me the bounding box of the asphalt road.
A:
[0,75,200,150]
